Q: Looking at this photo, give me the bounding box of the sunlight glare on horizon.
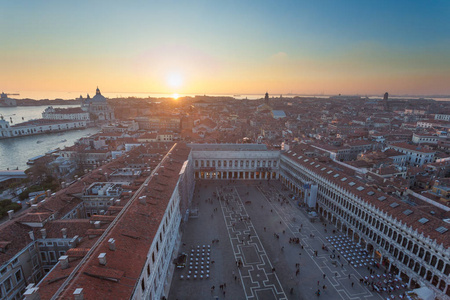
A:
[172,93,179,99]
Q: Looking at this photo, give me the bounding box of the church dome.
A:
[86,87,106,103]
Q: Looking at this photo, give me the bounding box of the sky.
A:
[1,0,450,97]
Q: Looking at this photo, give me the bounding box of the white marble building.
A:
[0,118,87,139]
[82,87,115,121]
[42,106,89,121]
[279,148,449,298]
[186,143,449,298]
[189,144,280,180]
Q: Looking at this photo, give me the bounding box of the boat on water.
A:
[45,148,60,155]
[27,155,45,165]
[36,140,43,144]
[60,139,67,142]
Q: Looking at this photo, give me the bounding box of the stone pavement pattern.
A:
[217,186,287,299]
[169,180,409,300]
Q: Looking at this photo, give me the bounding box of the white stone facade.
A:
[412,133,439,145]
[42,106,89,121]
[278,152,449,298]
[191,150,280,180]
[434,114,450,121]
[134,158,194,300]
[387,144,435,166]
[0,119,87,139]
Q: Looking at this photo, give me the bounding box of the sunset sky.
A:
[1,0,450,96]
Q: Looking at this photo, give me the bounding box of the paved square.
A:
[168,180,410,300]
[242,245,262,265]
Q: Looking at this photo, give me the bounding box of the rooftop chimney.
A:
[73,288,84,300]
[98,253,106,265]
[28,231,35,241]
[40,229,47,239]
[108,238,116,251]
[23,287,40,300]
[61,228,67,239]
[94,221,101,229]
[100,210,105,215]
[114,199,121,206]
[69,235,79,248]
[59,255,69,269]
[8,210,14,220]
[139,196,147,204]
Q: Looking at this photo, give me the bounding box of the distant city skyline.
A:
[1,0,450,96]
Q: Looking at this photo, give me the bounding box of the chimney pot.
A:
[108,238,116,251]
[23,287,40,300]
[59,255,69,269]
[73,288,84,300]
[40,229,47,239]
[7,210,14,220]
[98,253,106,265]
[29,231,35,241]
[94,221,101,229]
[61,228,68,238]
[69,235,79,248]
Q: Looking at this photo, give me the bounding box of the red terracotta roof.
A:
[286,146,449,247]
[44,143,191,299]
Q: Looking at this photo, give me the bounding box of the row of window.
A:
[140,195,180,298]
[320,197,449,293]
[38,241,66,247]
[85,201,113,207]
[195,159,278,168]
[281,157,444,266]
[40,250,66,263]
[320,194,448,274]
[280,157,449,294]
[283,157,448,275]
[0,269,22,299]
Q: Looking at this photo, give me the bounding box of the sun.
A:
[167,73,183,89]
[172,93,179,100]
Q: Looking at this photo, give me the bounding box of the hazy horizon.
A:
[4,89,450,102]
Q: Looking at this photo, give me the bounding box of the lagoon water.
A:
[0,105,99,170]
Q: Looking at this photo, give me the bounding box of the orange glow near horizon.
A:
[1,2,450,96]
